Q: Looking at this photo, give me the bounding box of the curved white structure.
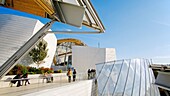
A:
[0,14,57,68]
[26,32,57,68]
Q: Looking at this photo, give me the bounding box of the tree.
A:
[29,39,48,67]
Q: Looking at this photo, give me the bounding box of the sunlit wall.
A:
[72,46,116,73]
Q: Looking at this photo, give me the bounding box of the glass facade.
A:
[96,59,160,96]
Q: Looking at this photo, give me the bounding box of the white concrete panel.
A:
[105,48,116,62]
[72,46,116,73]
[72,46,105,73]
[38,33,57,68]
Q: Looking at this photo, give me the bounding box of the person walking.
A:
[67,68,72,83]
[73,69,76,82]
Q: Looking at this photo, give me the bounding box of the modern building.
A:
[52,38,87,71]
[55,38,87,65]
[0,0,106,78]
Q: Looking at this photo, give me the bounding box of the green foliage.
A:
[7,64,54,75]
[7,64,27,75]
[29,39,48,66]
[39,67,54,74]
[54,69,62,73]
[28,72,35,74]
[21,65,28,74]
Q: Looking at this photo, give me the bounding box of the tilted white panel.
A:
[155,71,170,91]
[62,0,80,5]
[0,14,57,68]
[0,14,37,67]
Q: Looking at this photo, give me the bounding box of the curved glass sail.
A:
[96,59,160,96]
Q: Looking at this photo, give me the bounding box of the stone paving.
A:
[0,79,70,96]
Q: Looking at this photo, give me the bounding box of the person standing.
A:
[11,73,22,87]
[73,69,76,82]
[88,69,91,79]
[21,73,30,86]
[91,69,96,79]
[67,68,72,83]
[48,73,53,83]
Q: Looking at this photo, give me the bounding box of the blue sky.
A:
[1,0,170,63]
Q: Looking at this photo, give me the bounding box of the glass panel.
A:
[113,60,129,96]
[124,59,136,96]
[97,62,113,96]
[140,59,146,96]
[131,59,140,96]
[96,59,160,96]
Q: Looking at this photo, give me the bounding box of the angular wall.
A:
[0,14,36,67]
[0,14,57,68]
[72,46,116,73]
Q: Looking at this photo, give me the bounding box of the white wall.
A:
[40,33,57,68]
[23,20,57,68]
[72,46,116,73]
[28,33,57,68]
[105,48,116,62]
